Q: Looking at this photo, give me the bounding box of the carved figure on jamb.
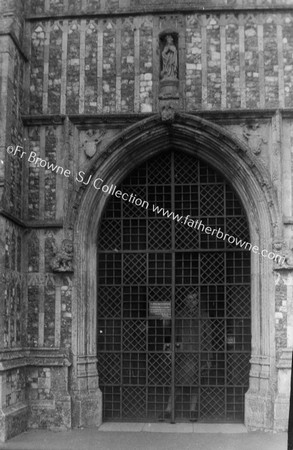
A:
[50,239,74,272]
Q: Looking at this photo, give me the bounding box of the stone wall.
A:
[0,218,27,442]
[26,365,71,429]
[27,12,293,115]
[0,0,26,216]
[0,0,29,441]
[26,228,73,349]
[25,124,67,221]
[1,0,293,441]
[1,221,24,349]
[27,0,293,16]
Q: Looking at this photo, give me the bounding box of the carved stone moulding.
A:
[159,79,179,99]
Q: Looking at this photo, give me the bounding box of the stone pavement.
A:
[0,424,287,450]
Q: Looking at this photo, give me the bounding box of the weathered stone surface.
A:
[27,366,71,430]
[25,11,293,115]
[245,16,259,109]
[103,19,116,113]
[264,16,279,108]
[84,20,98,113]
[283,14,293,107]
[71,389,102,428]
[1,0,293,443]
[275,277,288,359]
[274,349,292,431]
[1,221,23,349]
[30,24,45,114]
[27,0,293,15]
[0,403,28,441]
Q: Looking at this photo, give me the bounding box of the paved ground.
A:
[0,424,288,450]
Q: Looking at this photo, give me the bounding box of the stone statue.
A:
[51,239,74,272]
[161,35,178,80]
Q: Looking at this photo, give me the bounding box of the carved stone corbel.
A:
[50,239,74,273]
[160,101,177,123]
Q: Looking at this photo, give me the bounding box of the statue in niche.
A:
[161,34,178,80]
[50,239,74,272]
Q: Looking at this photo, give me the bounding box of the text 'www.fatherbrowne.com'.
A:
[5,144,285,265]
[152,204,285,265]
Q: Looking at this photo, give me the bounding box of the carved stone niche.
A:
[159,31,179,100]
[50,239,74,273]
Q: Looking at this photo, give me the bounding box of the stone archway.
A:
[70,113,281,430]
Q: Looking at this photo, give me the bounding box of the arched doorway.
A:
[97,149,251,423]
[71,113,280,431]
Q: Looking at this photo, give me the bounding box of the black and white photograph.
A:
[0,0,291,449]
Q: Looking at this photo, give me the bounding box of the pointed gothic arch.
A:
[70,113,281,429]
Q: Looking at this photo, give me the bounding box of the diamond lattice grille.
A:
[226,217,250,244]
[148,354,172,385]
[123,320,146,351]
[200,253,225,284]
[123,254,146,284]
[200,387,226,418]
[174,152,199,184]
[99,219,121,250]
[200,185,224,216]
[98,354,121,385]
[175,286,200,316]
[98,286,121,318]
[227,354,251,385]
[122,186,147,218]
[148,219,172,249]
[147,153,172,184]
[175,354,200,385]
[97,150,251,422]
[175,221,200,250]
[149,286,172,303]
[122,387,146,418]
[226,286,250,317]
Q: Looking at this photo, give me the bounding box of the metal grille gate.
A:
[97,150,251,423]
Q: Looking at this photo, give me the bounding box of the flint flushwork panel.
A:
[29,13,293,114]
[26,125,63,222]
[28,0,293,15]
[26,229,72,349]
[1,221,24,349]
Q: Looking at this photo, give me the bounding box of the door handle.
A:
[175,343,181,349]
[164,343,171,351]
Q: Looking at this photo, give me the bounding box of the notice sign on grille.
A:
[149,302,171,319]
